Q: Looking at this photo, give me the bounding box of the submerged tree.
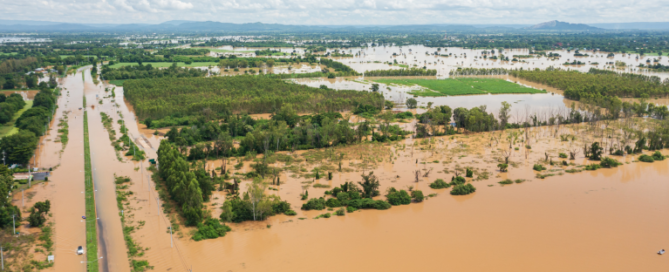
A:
[359,172,380,198]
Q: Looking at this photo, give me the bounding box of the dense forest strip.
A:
[83,109,100,272]
[124,76,384,119]
[101,62,207,80]
[509,68,669,99]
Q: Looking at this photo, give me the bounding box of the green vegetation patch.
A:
[372,78,544,96]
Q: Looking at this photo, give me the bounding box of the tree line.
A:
[0,82,57,165]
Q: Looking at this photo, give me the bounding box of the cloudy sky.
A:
[1,0,667,25]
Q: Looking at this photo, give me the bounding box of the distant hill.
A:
[5,19,669,33]
[527,20,601,31]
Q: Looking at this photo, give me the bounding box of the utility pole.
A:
[12,213,15,235]
[155,197,159,215]
[22,189,24,207]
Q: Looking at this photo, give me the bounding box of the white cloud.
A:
[0,0,667,25]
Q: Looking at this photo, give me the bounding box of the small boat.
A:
[659,249,665,255]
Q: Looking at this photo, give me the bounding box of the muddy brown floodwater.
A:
[23,67,90,272]
[130,117,667,271]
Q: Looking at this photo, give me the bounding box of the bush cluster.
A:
[429,179,450,189]
[451,184,476,195]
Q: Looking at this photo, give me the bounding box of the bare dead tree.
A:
[423,168,432,177]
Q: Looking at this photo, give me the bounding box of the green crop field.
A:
[372,78,545,96]
[109,80,126,86]
[108,62,218,68]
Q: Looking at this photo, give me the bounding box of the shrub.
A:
[559,153,568,158]
[497,163,508,172]
[301,198,326,210]
[585,164,602,170]
[346,206,357,213]
[498,179,513,185]
[411,190,424,202]
[465,168,473,178]
[652,151,666,161]
[612,150,624,156]
[374,200,392,210]
[284,210,297,216]
[600,157,622,168]
[325,198,342,208]
[192,218,232,241]
[386,188,411,205]
[429,179,450,189]
[450,184,476,195]
[533,164,546,171]
[562,160,568,166]
[335,208,345,216]
[316,212,331,219]
[639,154,654,162]
[450,176,466,186]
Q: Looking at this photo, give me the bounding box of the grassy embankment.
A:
[108,62,219,69]
[373,78,545,96]
[109,80,125,86]
[83,98,100,272]
[0,100,33,137]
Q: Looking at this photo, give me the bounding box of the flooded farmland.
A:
[21,51,669,272]
[325,45,669,80]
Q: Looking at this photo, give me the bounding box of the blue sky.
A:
[1,0,667,25]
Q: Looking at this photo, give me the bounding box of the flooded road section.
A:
[82,69,129,272]
[92,82,189,271]
[21,68,89,272]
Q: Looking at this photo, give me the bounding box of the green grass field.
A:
[373,78,545,96]
[83,109,100,272]
[0,100,33,138]
[0,52,18,56]
[108,62,218,68]
[109,80,126,86]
